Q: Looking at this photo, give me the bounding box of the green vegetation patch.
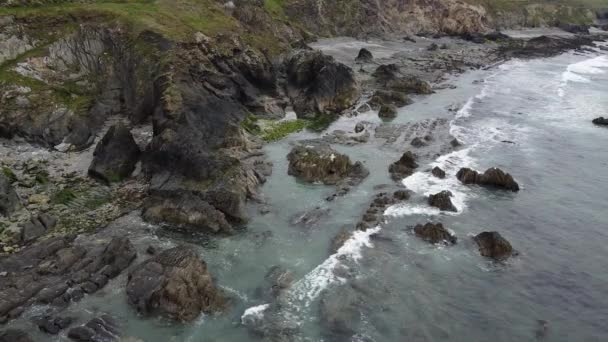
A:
[51,188,77,205]
[261,119,309,142]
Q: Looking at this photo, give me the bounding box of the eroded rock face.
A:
[0,236,136,322]
[0,172,21,217]
[287,144,368,185]
[126,247,225,321]
[389,151,418,181]
[456,167,520,192]
[414,222,456,244]
[285,50,359,119]
[88,124,141,183]
[473,231,513,260]
[142,193,232,234]
[428,190,457,212]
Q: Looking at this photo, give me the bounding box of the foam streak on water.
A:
[289,226,381,307]
[558,55,608,97]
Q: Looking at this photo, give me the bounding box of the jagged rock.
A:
[428,190,457,212]
[289,206,331,228]
[287,144,368,185]
[450,138,461,147]
[88,124,141,183]
[411,137,427,147]
[388,151,418,181]
[285,50,359,119]
[0,329,33,342]
[393,190,410,201]
[126,247,225,321]
[414,223,456,244]
[34,315,73,335]
[355,48,373,62]
[0,173,21,217]
[592,117,608,126]
[354,122,365,133]
[378,104,397,119]
[67,315,119,342]
[0,236,136,322]
[473,232,513,260]
[142,193,232,234]
[432,166,446,179]
[21,213,57,242]
[369,89,412,108]
[456,167,520,192]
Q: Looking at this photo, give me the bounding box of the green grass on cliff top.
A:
[0,0,241,41]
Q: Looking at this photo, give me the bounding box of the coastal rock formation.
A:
[287,143,368,185]
[33,315,73,335]
[67,315,119,342]
[389,151,418,181]
[432,166,446,178]
[126,247,225,321]
[373,64,432,94]
[369,90,413,108]
[559,23,589,34]
[355,48,373,62]
[592,117,608,126]
[414,223,456,244]
[428,190,457,212]
[0,172,20,217]
[502,35,595,58]
[378,104,398,119]
[456,167,520,192]
[473,231,514,260]
[142,193,232,234]
[88,124,141,183]
[284,50,359,119]
[0,236,136,322]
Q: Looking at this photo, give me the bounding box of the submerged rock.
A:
[285,50,359,119]
[126,247,225,321]
[0,172,21,217]
[388,151,418,181]
[287,144,368,185]
[473,231,513,260]
[428,190,457,212]
[88,124,141,183]
[414,223,456,244]
[354,122,365,133]
[289,206,331,228]
[432,166,446,179]
[355,48,373,62]
[319,286,361,341]
[0,329,33,342]
[410,137,427,147]
[592,117,608,126]
[456,167,520,192]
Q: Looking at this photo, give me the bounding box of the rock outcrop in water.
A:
[67,315,119,342]
[0,329,32,342]
[432,166,446,178]
[373,64,433,95]
[414,222,457,244]
[428,190,457,212]
[355,48,373,62]
[88,124,141,183]
[287,143,368,185]
[369,89,413,108]
[126,247,225,321]
[592,117,608,126]
[0,172,20,217]
[457,167,520,192]
[389,151,418,181]
[473,231,514,260]
[285,50,360,119]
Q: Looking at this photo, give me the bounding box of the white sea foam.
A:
[289,226,381,307]
[241,304,270,325]
[558,56,608,97]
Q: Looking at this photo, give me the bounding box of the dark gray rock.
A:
[369,89,412,108]
[428,190,457,212]
[378,104,397,119]
[287,143,368,185]
[473,231,513,260]
[414,223,456,244]
[88,124,141,183]
[67,315,119,342]
[126,247,225,321]
[432,166,446,179]
[0,329,33,342]
[388,151,418,181]
[355,48,373,62]
[285,50,359,119]
[411,137,427,147]
[456,167,520,192]
[0,173,21,217]
[592,117,608,126]
[354,122,365,133]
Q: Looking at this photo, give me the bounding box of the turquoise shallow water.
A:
[10,42,608,342]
